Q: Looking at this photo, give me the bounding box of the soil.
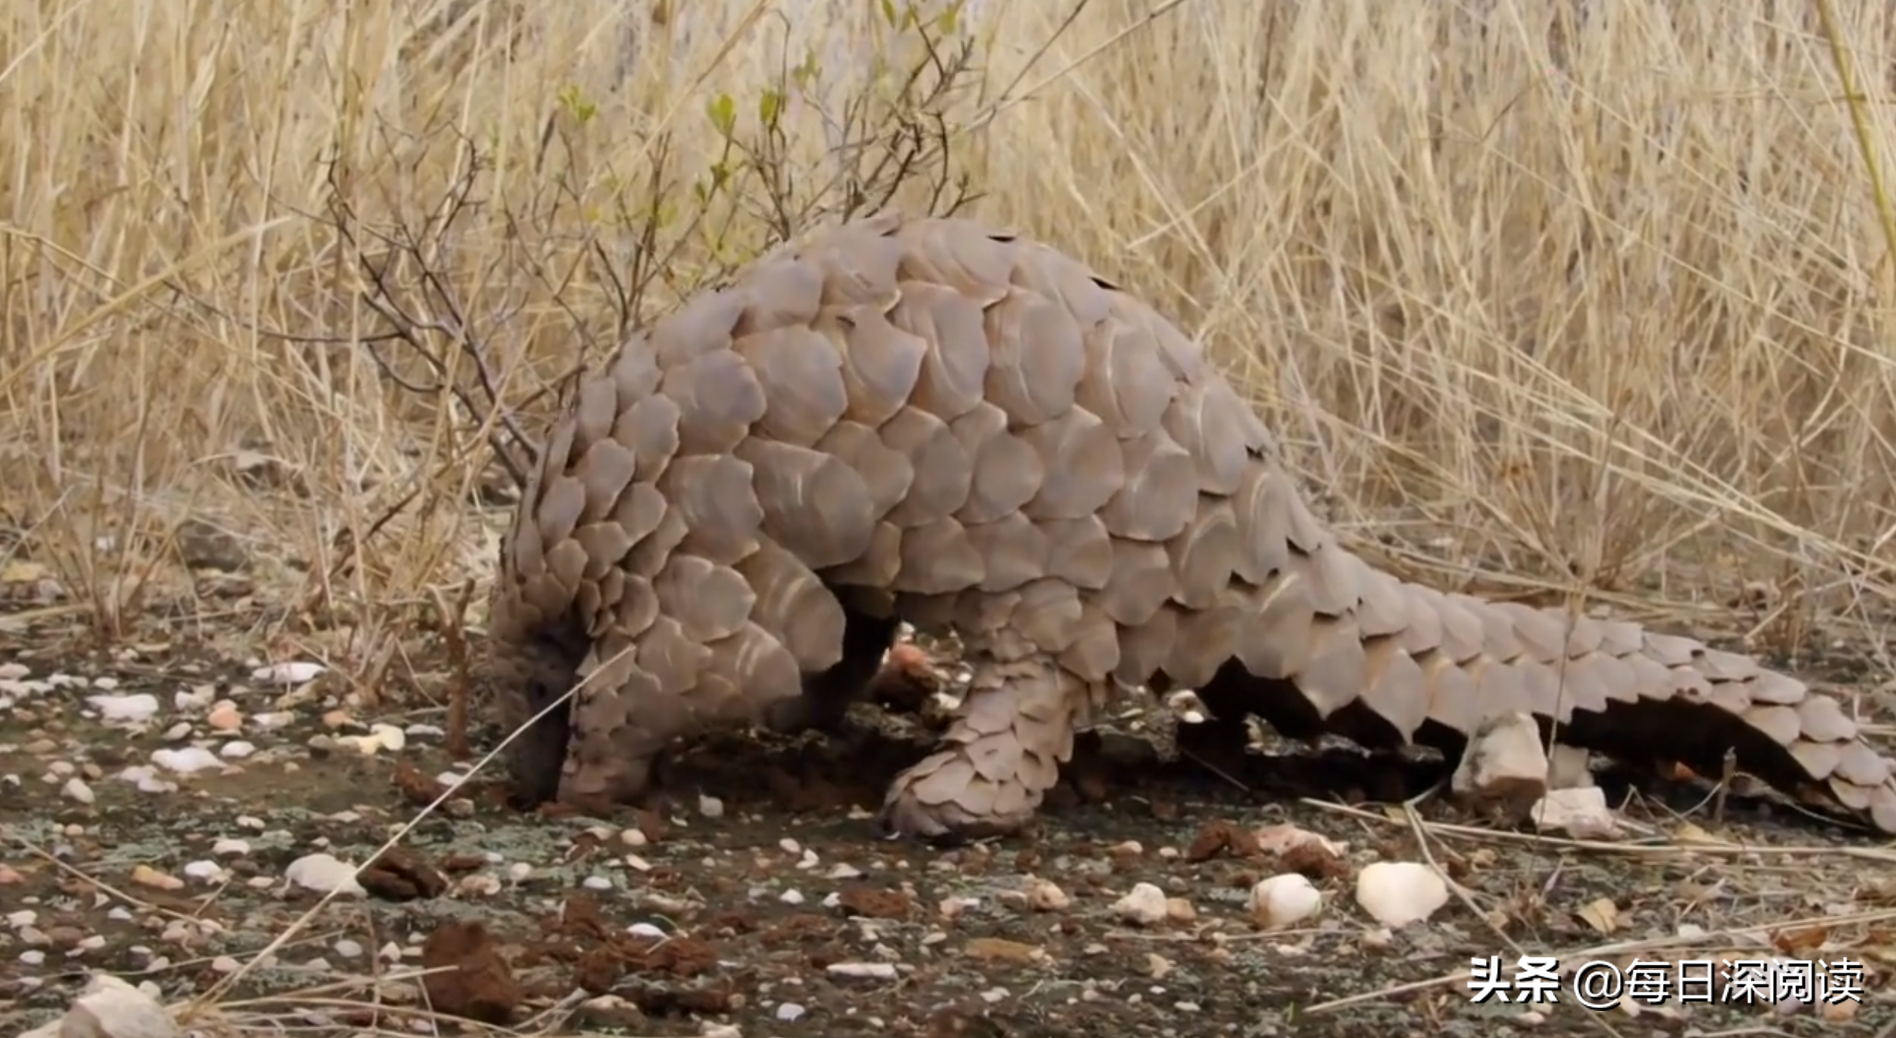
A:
[4,604,1896,1037]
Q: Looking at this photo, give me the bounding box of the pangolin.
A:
[476,211,1896,838]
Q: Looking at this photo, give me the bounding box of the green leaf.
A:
[556,84,597,124]
[878,0,897,26]
[706,93,737,137]
[758,89,784,129]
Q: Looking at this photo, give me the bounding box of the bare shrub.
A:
[6,0,1896,684]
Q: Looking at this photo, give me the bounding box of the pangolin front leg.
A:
[878,644,1096,839]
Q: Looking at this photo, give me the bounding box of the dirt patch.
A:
[2,624,1894,1037]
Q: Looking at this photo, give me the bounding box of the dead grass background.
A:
[7,0,1896,692]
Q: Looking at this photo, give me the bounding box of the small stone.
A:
[211,838,250,857]
[150,747,221,775]
[218,741,256,760]
[1248,874,1323,929]
[1023,878,1070,911]
[254,661,325,684]
[284,853,366,897]
[826,962,898,980]
[582,876,613,892]
[620,828,648,848]
[0,866,23,885]
[1355,862,1450,928]
[776,1002,806,1022]
[206,703,243,731]
[57,974,182,1038]
[698,795,724,819]
[1530,786,1624,839]
[1111,883,1169,926]
[88,693,159,724]
[1451,710,1548,809]
[182,861,225,884]
[130,865,185,891]
[62,778,95,804]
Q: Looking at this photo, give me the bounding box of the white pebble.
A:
[827,962,898,980]
[1355,861,1449,928]
[161,722,193,742]
[183,860,225,883]
[368,724,406,752]
[776,1002,806,1021]
[252,661,325,684]
[1249,874,1323,929]
[627,923,666,938]
[19,950,45,966]
[150,747,222,774]
[211,956,241,973]
[698,795,724,818]
[7,910,36,928]
[778,838,801,855]
[507,863,533,882]
[75,935,106,952]
[115,767,177,794]
[334,939,364,958]
[62,778,95,804]
[219,741,256,760]
[89,693,159,724]
[435,771,466,788]
[582,876,614,892]
[284,853,365,896]
[779,890,805,905]
[620,828,648,848]
[248,712,295,730]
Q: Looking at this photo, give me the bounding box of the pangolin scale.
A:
[476,211,1896,838]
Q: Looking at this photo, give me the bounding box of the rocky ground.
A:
[4,571,1896,1038]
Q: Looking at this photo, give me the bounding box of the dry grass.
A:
[7,0,1896,686]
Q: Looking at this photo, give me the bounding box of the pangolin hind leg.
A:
[878,647,1097,840]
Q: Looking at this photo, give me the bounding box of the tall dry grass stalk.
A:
[5,0,1896,690]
